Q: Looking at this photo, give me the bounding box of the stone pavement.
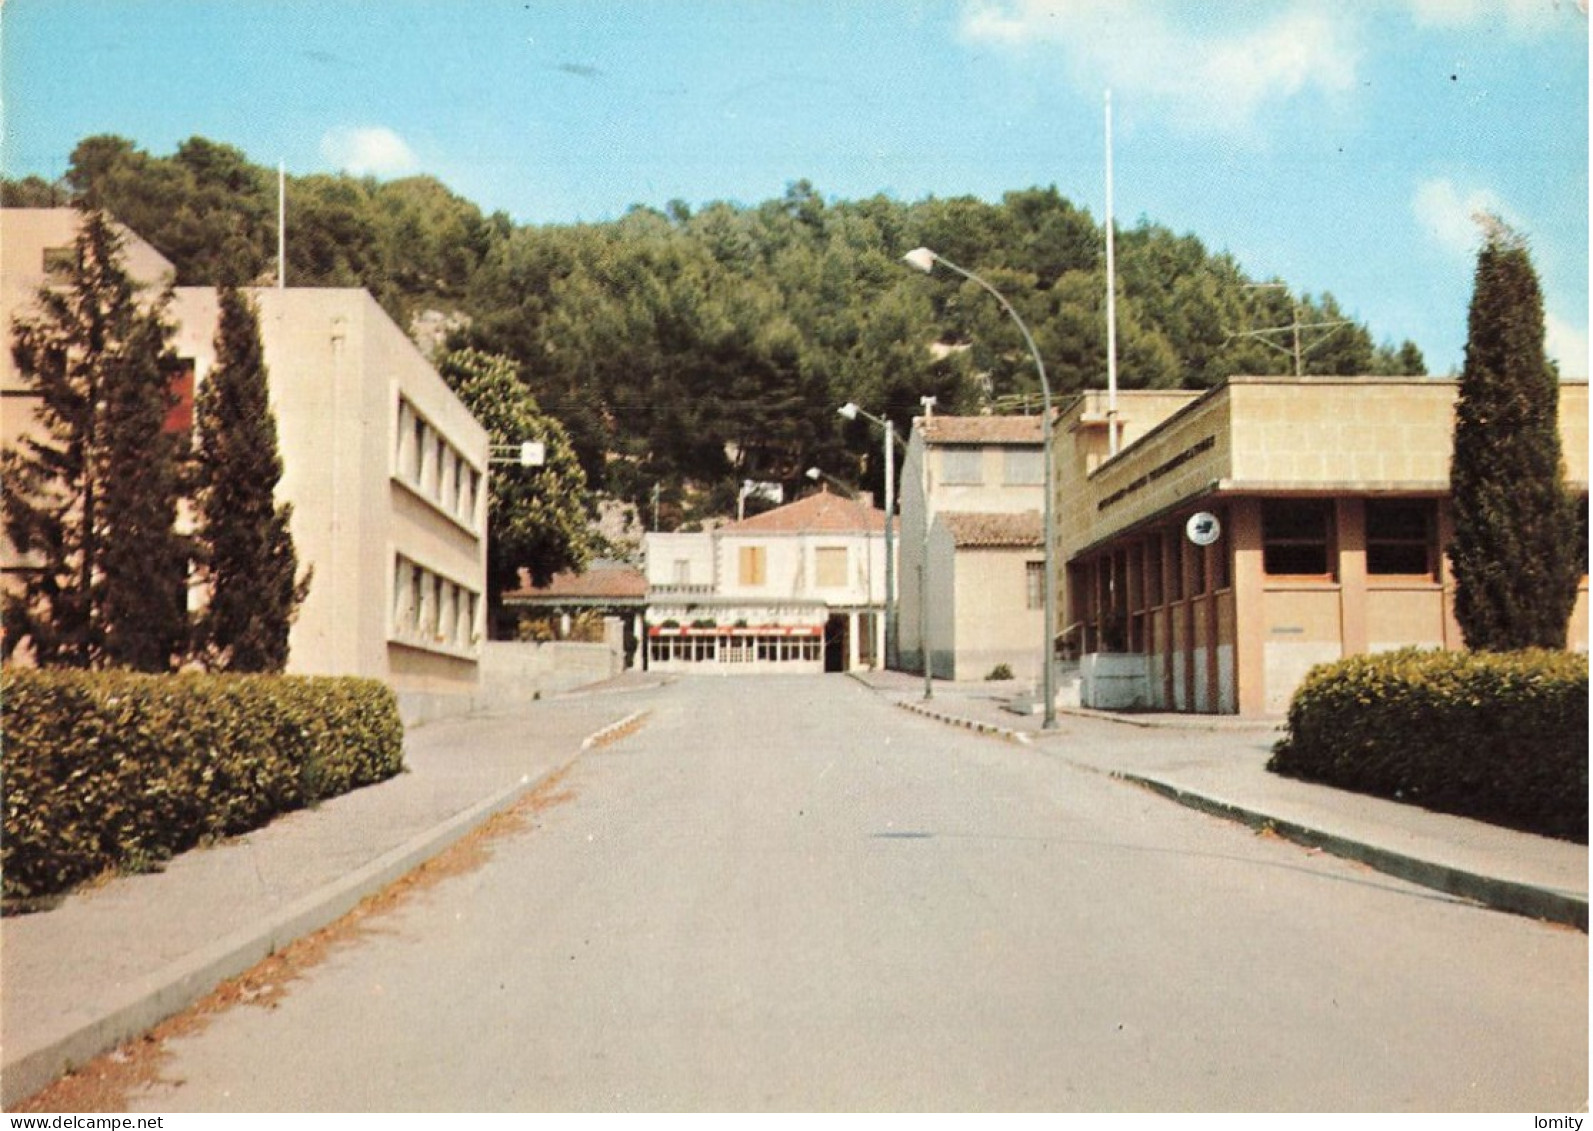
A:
[851,668,1588,936]
[0,673,668,1109]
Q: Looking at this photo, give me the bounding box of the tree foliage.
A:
[2,208,189,670]
[433,348,597,634]
[1448,220,1581,651]
[191,284,311,671]
[22,135,1428,527]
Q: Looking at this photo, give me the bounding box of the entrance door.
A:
[824,614,849,673]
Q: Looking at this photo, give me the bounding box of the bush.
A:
[1268,649,1588,842]
[2,669,405,903]
[986,664,1015,681]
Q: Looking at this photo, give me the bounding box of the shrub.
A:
[986,663,1015,681]
[2,669,404,903]
[1268,648,1587,842]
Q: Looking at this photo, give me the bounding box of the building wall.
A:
[1,211,181,567]
[644,533,716,590]
[950,546,1046,683]
[1061,378,1589,715]
[167,287,489,697]
[898,419,1047,678]
[640,518,886,673]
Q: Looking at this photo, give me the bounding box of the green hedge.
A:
[1268,649,1588,842]
[2,669,405,903]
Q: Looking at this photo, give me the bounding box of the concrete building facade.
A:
[898,413,1048,682]
[2,209,489,713]
[1056,379,1589,715]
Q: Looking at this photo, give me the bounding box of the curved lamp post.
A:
[902,247,1058,730]
[838,402,902,673]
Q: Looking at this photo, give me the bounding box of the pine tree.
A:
[1448,219,1580,651]
[191,284,309,671]
[2,208,190,670]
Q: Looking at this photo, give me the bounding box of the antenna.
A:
[1230,283,1352,377]
[1104,89,1120,455]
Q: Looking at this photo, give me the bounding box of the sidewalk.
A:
[0,674,668,1109]
[851,669,1588,935]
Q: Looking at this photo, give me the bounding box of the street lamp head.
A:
[837,402,860,421]
[805,467,821,480]
[902,247,938,274]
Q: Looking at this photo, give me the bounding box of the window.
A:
[164,361,195,435]
[1263,500,1333,577]
[1366,500,1435,576]
[42,246,74,280]
[816,547,847,588]
[1026,561,1044,610]
[673,559,692,585]
[1168,535,1185,601]
[941,448,983,485]
[1004,448,1044,486]
[738,545,766,586]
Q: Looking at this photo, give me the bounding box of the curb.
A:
[872,686,1588,934]
[895,699,1033,745]
[1119,773,1589,932]
[1,710,651,1110]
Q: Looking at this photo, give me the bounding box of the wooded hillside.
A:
[5,135,1426,524]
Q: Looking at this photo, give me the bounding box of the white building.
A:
[643,487,890,673]
[897,413,1048,681]
[1,210,489,721]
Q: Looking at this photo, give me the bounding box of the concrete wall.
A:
[167,287,490,700]
[951,546,1045,683]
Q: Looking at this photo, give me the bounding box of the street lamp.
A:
[837,402,902,672]
[903,246,1058,730]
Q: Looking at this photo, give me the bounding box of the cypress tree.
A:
[1448,219,1580,651]
[191,284,309,671]
[2,207,189,670]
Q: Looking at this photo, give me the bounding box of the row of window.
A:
[735,545,853,589]
[392,554,480,652]
[394,397,481,530]
[1262,499,1435,579]
[1088,500,1445,623]
[648,634,825,665]
[941,447,1045,487]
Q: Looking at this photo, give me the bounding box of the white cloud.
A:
[1406,0,1582,34]
[1546,311,1590,377]
[319,126,419,177]
[1412,177,1518,256]
[959,1,1361,134]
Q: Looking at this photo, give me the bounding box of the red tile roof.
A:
[721,487,886,535]
[942,510,1043,548]
[505,561,648,601]
[921,415,1046,446]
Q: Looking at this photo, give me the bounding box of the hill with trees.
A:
[5,135,1427,526]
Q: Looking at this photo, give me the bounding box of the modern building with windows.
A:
[642,487,889,673]
[1056,378,1589,715]
[898,413,1048,681]
[2,210,490,719]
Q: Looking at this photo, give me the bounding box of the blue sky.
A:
[2,0,1587,377]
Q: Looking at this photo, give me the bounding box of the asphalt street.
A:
[116,675,1586,1112]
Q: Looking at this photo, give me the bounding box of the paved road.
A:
[123,676,1585,1112]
